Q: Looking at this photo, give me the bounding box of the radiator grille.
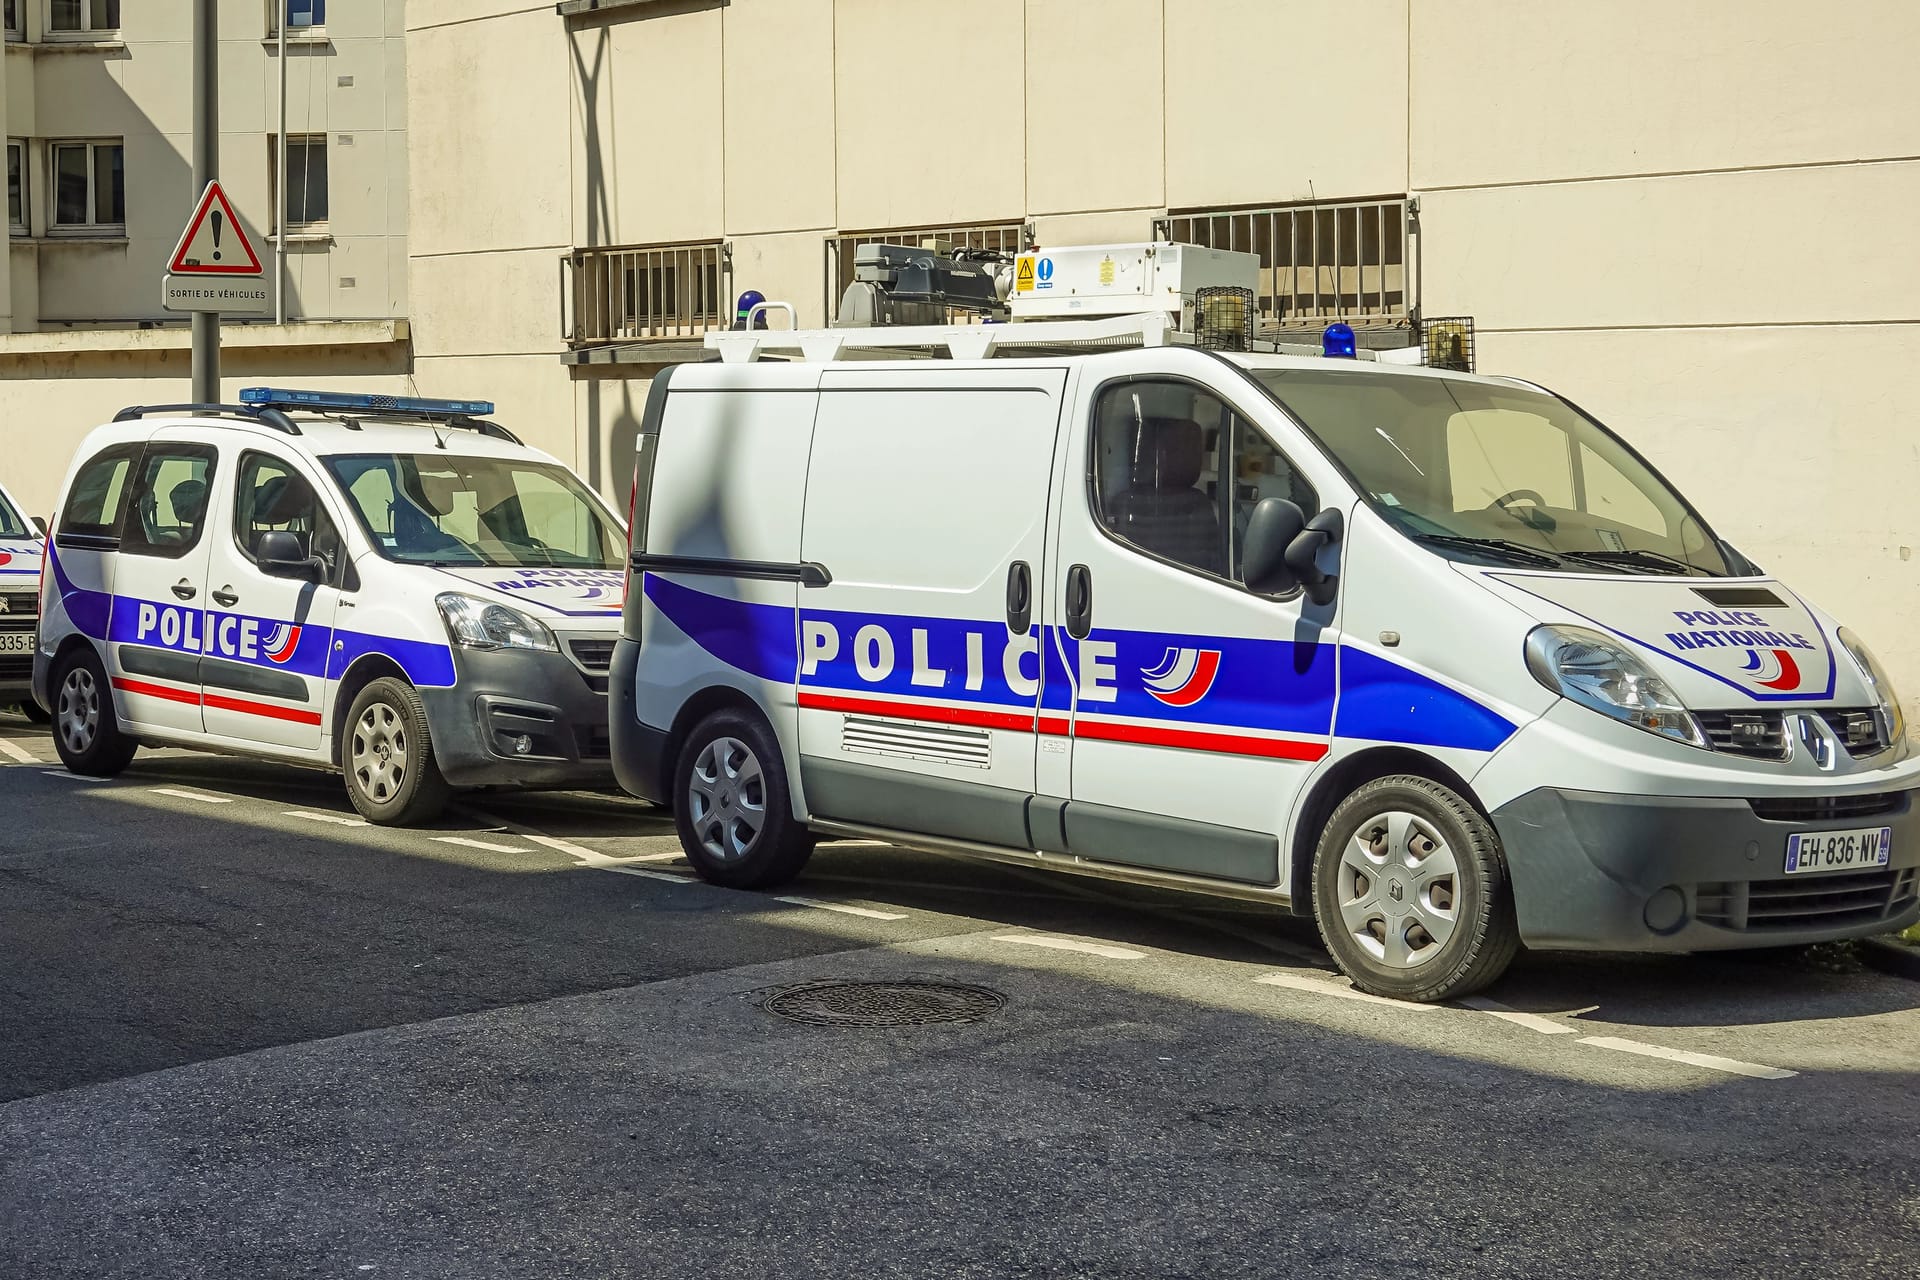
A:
[0,591,37,631]
[0,655,31,680]
[568,638,615,672]
[1749,792,1906,822]
[841,715,991,769]
[1696,711,1787,760]
[1697,867,1917,932]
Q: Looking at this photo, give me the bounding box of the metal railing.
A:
[1156,197,1411,329]
[825,220,1027,323]
[564,240,730,347]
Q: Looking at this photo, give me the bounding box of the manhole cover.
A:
[758,980,1005,1028]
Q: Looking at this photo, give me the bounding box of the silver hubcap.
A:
[1338,810,1461,969]
[57,667,100,755]
[351,702,409,804]
[687,735,765,862]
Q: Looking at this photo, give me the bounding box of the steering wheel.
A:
[1489,487,1557,534]
[1489,488,1546,514]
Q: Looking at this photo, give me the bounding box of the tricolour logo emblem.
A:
[0,552,11,567]
[1741,647,1802,692]
[263,623,302,664]
[1141,646,1221,708]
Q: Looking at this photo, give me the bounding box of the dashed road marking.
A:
[150,787,234,805]
[285,810,369,828]
[41,770,105,783]
[1254,973,1442,1011]
[0,738,39,764]
[431,836,531,854]
[774,895,908,920]
[1461,995,1579,1034]
[1579,1035,1796,1081]
[992,934,1145,961]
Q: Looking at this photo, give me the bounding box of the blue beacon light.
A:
[1321,323,1357,359]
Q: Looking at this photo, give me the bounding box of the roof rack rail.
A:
[113,403,301,435]
[237,388,520,443]
[704,311,1178,364]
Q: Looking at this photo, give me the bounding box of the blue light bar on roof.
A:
[239,387,496,416]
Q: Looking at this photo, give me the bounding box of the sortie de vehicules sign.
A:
[162,181,269,315]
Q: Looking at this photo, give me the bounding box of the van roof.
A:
[80,411,553,463]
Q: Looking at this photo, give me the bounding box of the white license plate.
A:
[0,632,33,654]
[1784,826,1892,875]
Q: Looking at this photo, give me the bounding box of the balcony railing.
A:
[563,240,730,348]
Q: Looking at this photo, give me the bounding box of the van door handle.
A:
[1064,563,1092,640]
[210,586,239,608]
[1005,560,1032,634]
[171,579,196,601]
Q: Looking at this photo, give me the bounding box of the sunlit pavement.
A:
[3,711,1918,1278]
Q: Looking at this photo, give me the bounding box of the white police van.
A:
[34,389,627,824]
[0,478,48,722]
[611,313,1920,1001]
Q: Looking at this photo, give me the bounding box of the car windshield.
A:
[323,453,623,569]
[0,490,28,539]
[1245,367,1734,577]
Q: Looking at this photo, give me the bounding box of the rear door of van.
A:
[793,366,1069,847]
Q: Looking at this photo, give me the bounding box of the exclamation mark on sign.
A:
[210,210,223,262]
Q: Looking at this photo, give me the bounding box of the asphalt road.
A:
[2,708,1918,1279]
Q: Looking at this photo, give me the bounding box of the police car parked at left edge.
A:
[32,389,627,824]
[0,477,49,723]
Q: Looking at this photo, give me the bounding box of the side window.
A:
[56,445,137,546]
[121,445,217,559]
[234,452,342,579]
[1091,379,1316,584]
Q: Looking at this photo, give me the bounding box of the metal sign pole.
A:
[190,0,220,402]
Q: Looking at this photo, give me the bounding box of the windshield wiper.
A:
[1411,534,1565,569]
[1557,548,1701,576]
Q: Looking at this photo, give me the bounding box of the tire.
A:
[17,700,50,725]
[49,646,136,777]
[673,708,814,889]
[342,677,449,826]
[1311,774,1519,1002]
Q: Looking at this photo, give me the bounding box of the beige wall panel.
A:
[115,42,194,136]
[326,129,395,234]
[569,8,723,247]
[411,247,565,359]
[328,1,391,41]
[721,0,835,236]
[382,33,407,129]
[37,241,162,321]
[574,372,654,499]
[7,247,35,331]
[1412,0,1920,190]
[6,51,33,135]
[294,42,391,134]
[834,0,1024,230]
[1420,161,1920,332]
[219,42,270,135]
[413,353,577,464]
[1025,0,1163,216]
[1164,0,1407,209]
[1030,207,1160,249]
[1479,323,1920,709]
[411,9,570,256]
[731,228,836,328]
[408,1,551,32]
[33,57,135,139]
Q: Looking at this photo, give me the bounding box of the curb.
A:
[1859,937,1920,983]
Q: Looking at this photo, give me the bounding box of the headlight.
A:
[1525,624,1706,748]
[1837,627,1905,747]
[435,593,558,653]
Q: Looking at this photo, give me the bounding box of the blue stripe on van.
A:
[1333,646,1516,752]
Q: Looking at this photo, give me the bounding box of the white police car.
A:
[0,478,48,722]
[613,339,1920,1002]
[33,389,626,824]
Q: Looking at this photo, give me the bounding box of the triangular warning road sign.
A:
[168,182,263,276]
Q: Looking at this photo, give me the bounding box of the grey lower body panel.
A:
[1062,800,1278,885]
[1493,786,1920,951]
[418,647,613,790]
[803,757,1031,850]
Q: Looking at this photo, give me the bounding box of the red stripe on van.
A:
[203,692,323,726]
[111,677,202,706]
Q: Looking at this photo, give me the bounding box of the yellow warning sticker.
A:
[1015,256,1036,293]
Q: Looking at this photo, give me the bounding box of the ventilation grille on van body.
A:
[841,715,991,769]
[1696,867,1917,933]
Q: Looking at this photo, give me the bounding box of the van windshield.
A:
[323,453,623,569]
[0,490,28,539]
[1245,367,1734,577]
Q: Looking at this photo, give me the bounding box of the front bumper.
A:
[419,643,614,790]
[1494,787,1920,950]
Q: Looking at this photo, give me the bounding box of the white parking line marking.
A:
[150,788,234,805]
[0,738,38,764]
[606,866,693,884]
[431,836,530,854]
[41,770,105,783]
[1254,973,1442,1011]
[992,934,1145,960]
[1579,1035,1796,1080]
[774,895,908,920]
[284,810,369,828]
[1461,995,1578,1034]
[523,833,694,884]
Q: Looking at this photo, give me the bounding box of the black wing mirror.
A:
[31,515,47,537]
[256,530,324,582]
[1287,508,1344,607]
[1240,498,1306,595]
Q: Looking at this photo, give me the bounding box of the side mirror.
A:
[31,515,47,537]
[1287,508,1345,607]
[257,530,323,582]
[1241,498,1306,595]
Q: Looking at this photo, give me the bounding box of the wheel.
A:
[673,708,814,889]
[342,678,449,826]
[17,700,50,725]
[49,646,136,777]
[1312,774,1519,1002]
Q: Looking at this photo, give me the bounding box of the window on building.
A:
[270,135,329,228]
[565,240,729,346]
[824,220,1025,323]
[7,141,26,235]
[1157,197,1410,332]
[5,0,24,41]
[1090,379,1317,586]
[50,140,123,233]
[270,0,325,34]
[48,0,119,35]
